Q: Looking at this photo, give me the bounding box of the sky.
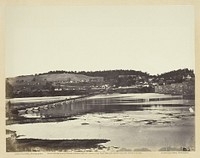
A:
[5,5,195,77]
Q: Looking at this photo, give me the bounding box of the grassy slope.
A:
[7,73,103,85]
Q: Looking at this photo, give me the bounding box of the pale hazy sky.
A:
[5,5,195,77]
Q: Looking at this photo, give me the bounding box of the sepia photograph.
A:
[2,0,199,156]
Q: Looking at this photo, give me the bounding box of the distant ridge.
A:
[7,68,194,82]
[11,68,194,78]
[5,68,195,98]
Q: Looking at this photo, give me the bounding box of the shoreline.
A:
[6,93,195,125]
[6,93,195,152]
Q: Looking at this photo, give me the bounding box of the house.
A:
[186,74,192,80]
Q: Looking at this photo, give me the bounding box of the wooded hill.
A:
[6,68,194,98]
[38,68,194,82]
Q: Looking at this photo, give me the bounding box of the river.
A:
[6,93,195,151]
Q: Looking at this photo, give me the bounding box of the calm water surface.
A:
[7,93,195,151]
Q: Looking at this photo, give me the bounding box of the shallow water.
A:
[7,93,195,151]
[7,95,79,104]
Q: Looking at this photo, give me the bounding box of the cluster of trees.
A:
[42,70,77,75]
[157,69,194,83]
[77,70,149,81]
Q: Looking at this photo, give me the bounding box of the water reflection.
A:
[19,94,194,120]
[7,94,195,151]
